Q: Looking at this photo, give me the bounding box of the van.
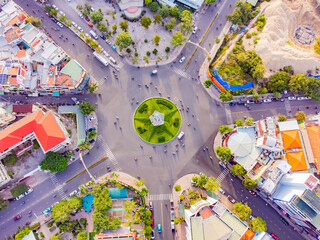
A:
[109,56,116,64]
[89,30,98,40]
[177,131,184,140]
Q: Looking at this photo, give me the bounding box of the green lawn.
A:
[134,98,181,144]
[10,183,28,198]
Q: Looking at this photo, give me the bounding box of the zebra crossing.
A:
[97,77,106,86]
[167,66,192,80]
[224,104,233,125]
[216,168,230,183]
[50,174,68,199]
[97,135,121,171]
[147,194,173,201]
[284,99,292,117]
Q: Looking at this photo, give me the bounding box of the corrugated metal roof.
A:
[220,211,247,236]
[191,217,204,240]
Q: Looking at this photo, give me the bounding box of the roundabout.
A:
[133,97,181,144]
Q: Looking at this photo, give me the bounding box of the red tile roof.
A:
[200,207,213,220]
[0,110,66,153]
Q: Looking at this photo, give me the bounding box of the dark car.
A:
[281,217,289,225]
[229,102,236,106]
[89,139,95,144]
[254,100,263,104]
[227,195,236,204]
[14,215,21,221]
[100,35,106,40]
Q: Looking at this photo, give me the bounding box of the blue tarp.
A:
[82,194,94,213]
[212,67,253,91]
[308,74,320,79]
[238,26,247,34]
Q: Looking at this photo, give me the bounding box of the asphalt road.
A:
[0,0,314,239]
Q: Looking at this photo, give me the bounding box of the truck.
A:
[90,30,98,40]
[93,51,109,67]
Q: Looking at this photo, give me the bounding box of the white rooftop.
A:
[149,110,164,126]
[278,120,299,132]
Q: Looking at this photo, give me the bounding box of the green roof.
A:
[207,190,220,200]
[61,59,84,83]
[220,211,247,236]
[179,203,185,218]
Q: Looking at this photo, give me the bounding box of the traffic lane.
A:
[153,200,173,240]
[226,176,301,240]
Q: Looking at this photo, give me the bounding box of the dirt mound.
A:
[243,0,320,76]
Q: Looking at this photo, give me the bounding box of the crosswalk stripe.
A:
[167,66,192,80]
[217,168,230,183]
[148,194,172,201]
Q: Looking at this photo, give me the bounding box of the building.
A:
[95,233,137,240]
[272,172,320,237]
[184,196,255,240]
[0,110,70,160]
[177,0,205,10]
[0,102,15,127]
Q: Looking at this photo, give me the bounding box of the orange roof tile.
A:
[15,50,26,59]
[286,151,308,172]
[8,67,19,75]
[9,77,17,85]
[240,229,255,240]
[306,125,320,172]
[282,130,302,150]
[199,207,213,220]
[0,110,66,153]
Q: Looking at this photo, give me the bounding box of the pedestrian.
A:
[119,126,122,130]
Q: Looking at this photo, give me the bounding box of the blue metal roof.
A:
[0,74,6,84]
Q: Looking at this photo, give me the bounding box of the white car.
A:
[71,21,77,27]
[57,22,64,28]
[79,13,84,19]
[288,96,296,100]
[263,99,272,103]
[25,188,33,195]
[103,50,109,57]
[78,26,83,32]
[219,188,225,195]
[109,56,116,64]
[177,131,184,140]
[179,56,185,63]
[52,5,58,10]
[59,11,65,16]
[192,26,198,34]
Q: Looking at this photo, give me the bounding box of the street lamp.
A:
[79,152,96,182]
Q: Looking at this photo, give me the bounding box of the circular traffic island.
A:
[134,97,181,144]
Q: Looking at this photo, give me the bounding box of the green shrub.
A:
[47,221,55,227]
[156,99,173,109]
[67,129,72,135]
[174,185,181,191]
[138,103,148,113]
[146,51,151,56]
[23,151,30,157]
[49,226,56,232]
[33,140,40,149]
[10,183,28,198]
[204,80,213,88]
[80,218,87,226]
[152,49,158,55]
[4,154,18,166]
[137,127,147,134]
[30,222,40,231]
[165,47,170,52]
[40,232,44,238]
[158,136,165,143]
[173,118,179,128]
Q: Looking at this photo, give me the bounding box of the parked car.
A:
[51,17,57,23]
[59,11,65,16]
[246,100,254,104]
[57,22,64,28]
[229,102,236,106]
[151,230,155,239]
[254,100,263,104]
[157,224,162,233]
[227,195,236,204]
[25,188,33,195]
[71,21,78,27]
[219,188,225,195]
[170,210,174,221]
[171,221,175,230]
[14,215,22,221]
[151,218,154,228]
[77,26,83,32]
[45,12,50,17]
[263,99,272,103]
[78,13,84,19]
[271,233,279,240]
[85,17,90,22]
[88,22,93,27]
[100,34,106,40]
[179,56,185,63]
[288,96,296,100]
[149,201,153,208]
[43,207,51,214]
[281,217,289,225]
[52,5,58,10]
[89,139,95,144]
[192,26,198,34]
[106,39,112,45]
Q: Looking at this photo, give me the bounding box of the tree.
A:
[93,188,112,211]
[205,176,221,192]
[232,202,252,221]
[76,5,83,11]
[231,164,246,176]
[245,117,253,126]
[243,177,257,190]
[30,16,42,27]
[215,146,231,161]
[294,111,306,123]
[88,82,98,93]
[314,37,320,55]
[144,225,153,236]
[140,17,152,28]
[50,235,61,240]
[77,233,88,240]
[171,31,187,46]
[226,1,252,25]
[97,22,108,32]
[289,74,308,93]
[253,92,259,100]
[283,65,293,73]
[140,187,149,197]
[84,2,92,12]
[135,178,145,188]
[219,90,233,102]
[78,141,90,151]
[252,64,265,80]
[15,227,30,240]
[219,125,232,134]
[249,217,267,232]
[79,32,85,38]
[90,12,103,24]
[112,24,117,33]
[268,72,289,93]
[108,217,121,230]
[235,119,244,127]
[166,18,176,30]
[52,199,70,222]
[115,32,134,51]
[205,0,217,4]
[68,197,82,210]
[179,10,193,33]
[174,185,181,191]
[40,152,67,173]
[50,9,57,17]
[193,174,208,188]
[143,56,150,63]
[58,15,66,22]
[278,113,287,122]
[204,79,213,88]
[44,5,53,12]
[159,5,169,18]
[153,35,160,45]
[145,0,152,5]
[165,47,170,52]
[120,20,129,31]
[169,6,180,18]
[79,101,96,115]
[92,210,110,232]
[82,10,89,18]
[0,197,9,211]
[4,154,18,166]
[153,14,162,24]
[149,2,159,12]
[65,20,72,27]
[88,130,97,139]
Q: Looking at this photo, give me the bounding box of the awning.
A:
[52,91,60,96]
[0,91,4,95]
